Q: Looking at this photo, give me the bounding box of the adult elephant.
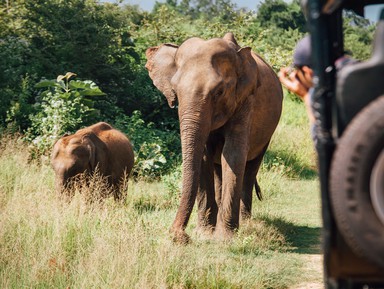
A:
[145,33,283,243]
[51,122,134,199]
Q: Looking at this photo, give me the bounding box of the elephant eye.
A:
[71,146,88,157]
[212,79,226,95]
[213,87,224,99]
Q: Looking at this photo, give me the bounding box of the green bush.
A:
[114,110,181,180]
[5,74,36,133]
[0,37,37,128]
[25,72,104,159]
[0,0,374,179]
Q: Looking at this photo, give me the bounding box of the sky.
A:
[121,0,383,22]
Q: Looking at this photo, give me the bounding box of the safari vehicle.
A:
[303,0,384,287]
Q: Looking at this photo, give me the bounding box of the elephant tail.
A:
[255,181,263,201]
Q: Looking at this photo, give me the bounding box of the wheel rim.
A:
[370,149,384,226]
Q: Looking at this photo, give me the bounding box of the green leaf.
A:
[69,80,92,90]
[59,92,71,100]
[81,99,95,107]
[57,80,66,90]
[79,89,106,96]
[35,80,60,88]
[86,108,99,117]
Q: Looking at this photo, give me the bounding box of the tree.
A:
[153,0,237,20]
[256,0,306,33]
[0,0,144,126]
[343,10,375,60]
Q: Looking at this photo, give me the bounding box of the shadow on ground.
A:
[263,150,318,180]
[258,214,322,254]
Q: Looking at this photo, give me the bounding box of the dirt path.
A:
[291,254,324,289]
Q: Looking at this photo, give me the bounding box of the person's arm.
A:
[278,66,315,125]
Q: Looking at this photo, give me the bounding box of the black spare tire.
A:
[330,95,384,268]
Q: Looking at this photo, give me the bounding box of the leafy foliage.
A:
[114,111,181,180]
[0,0,376,175]
[0,37,37,129]
[343,10,376,60]
[25,73,103,158]
[257,0,307,33]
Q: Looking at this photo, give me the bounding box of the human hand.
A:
[278,66,313,101]
[279,66,315,124]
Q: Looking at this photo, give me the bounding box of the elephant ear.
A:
[145,43,179,108]
[223,32,240,50]
[236,47,259,101]
[82,133,107,172]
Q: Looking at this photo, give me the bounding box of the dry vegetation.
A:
[0,97,323,289]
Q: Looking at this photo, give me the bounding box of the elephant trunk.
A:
[55,174,67,194]
[171,110,211,243]
[54,167,72,195]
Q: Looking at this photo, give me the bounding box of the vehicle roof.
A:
[345,0,384,15]
[322,0,384,16]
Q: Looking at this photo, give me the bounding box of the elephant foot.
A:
[214,225,235,241]
[195,225,215,239]
[240,209,252,221]
[170,228,191,245]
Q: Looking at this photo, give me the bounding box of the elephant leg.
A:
[214,163,222,209]
[112,185,123,201]
[241,162,256,220]
[215,134,249,239]
[197,150,217,233]
[215,144,247,238]
[241,145,267,220]
[108,173,126,202]
[215,103,254,238]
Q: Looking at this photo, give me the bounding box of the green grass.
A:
[0,96,323,289]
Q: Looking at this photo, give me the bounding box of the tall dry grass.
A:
[0,96,322,288]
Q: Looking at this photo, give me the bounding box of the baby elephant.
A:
[51,122,134,199]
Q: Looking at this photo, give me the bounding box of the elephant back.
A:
[95,125,135,180]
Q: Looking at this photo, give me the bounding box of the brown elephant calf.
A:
[51,122,134,199]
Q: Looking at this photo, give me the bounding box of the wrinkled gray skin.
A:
[146,33,283,243]
[51,122,134,199]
